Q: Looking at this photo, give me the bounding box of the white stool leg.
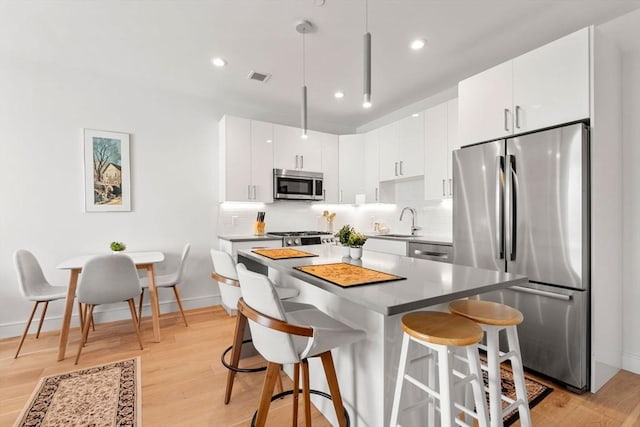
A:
[437,345,454,427]
[506,325,532,427]
[390,332,410,427]
[485,325,503,427]
[466,345,490,427]
[427,346,437,426]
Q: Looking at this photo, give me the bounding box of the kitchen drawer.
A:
[408,242,452,263]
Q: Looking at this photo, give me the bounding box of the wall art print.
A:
[83,129,131,212]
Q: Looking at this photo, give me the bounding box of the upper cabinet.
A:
[219,115,274,203]
[363,131,380,203]
[424,99,460,200]
[459,27,590,145]
[313,130,339,203]
[338,134,365,204]
[273,124,322,172]
[378,113,425,182]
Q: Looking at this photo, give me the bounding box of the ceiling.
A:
[1,0,640,134]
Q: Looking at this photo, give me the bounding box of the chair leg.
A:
[172,285,189,327]
[35,301,49,339]
[15,302,40,358]
[292,362,300,427]
[78,302,85,330]
[82,304,90,345]
[137,289,145,325]
[75,304,94,365]
[320,351,347,427]
[301,359,312,427]
[255,362,282,427]
[127,299,144,350]
[276,367,284,395]
[225,312,248,404]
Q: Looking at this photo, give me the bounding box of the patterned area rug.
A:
[13,357,141,427]
[481,362,553,426]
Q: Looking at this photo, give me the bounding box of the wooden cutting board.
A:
[294,263,406,288]
[252,248,318,260]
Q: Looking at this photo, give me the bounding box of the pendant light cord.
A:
[302,30,306,86]
[365,0,368,32]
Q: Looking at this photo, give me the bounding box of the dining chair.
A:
[75,254,144,364]
[13,249,68,358]
[138,243,190,327]
[236,264,365,426]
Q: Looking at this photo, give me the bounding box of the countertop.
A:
[366,234,453,245]
[237,244,526,316]
[217,234,283,242]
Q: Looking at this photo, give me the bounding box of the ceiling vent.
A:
[248,71,271,83]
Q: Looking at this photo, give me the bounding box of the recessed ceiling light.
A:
[362,101,372,109]
[211,57,227,67]
[266,139,272,143]
[412,113,420,117]
[334,91,345,99]
[410,39,427,50]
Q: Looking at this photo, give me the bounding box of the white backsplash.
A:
[218,179,453,242]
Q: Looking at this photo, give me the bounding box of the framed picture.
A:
[83,129,131,212]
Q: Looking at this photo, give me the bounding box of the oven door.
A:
[274,175,315,200]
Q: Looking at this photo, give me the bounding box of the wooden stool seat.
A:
[401,311,483,346]
[449,299,524,326]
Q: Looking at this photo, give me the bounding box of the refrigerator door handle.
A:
[511,285,573,301]
[508,154,517,261]
[496,155,505,259]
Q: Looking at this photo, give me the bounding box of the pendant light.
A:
[363,0,372,109]
[296,20,313,139]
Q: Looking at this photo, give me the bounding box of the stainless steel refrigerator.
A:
[453,122,589,392]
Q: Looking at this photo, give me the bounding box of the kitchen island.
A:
[237,244,527,426]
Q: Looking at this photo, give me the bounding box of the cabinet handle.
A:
[248,185,252,200]
[448,178,452,196]
[375,187,379,202]
[253,185,257,200]
[399,161,404,175]
[504,108,510,132]
[511,286,572,301]
[442,179,446,196]
[295,155,299,169]
[301,155,304,169]
[339,190,343,203]
[515,105,522,129]
[395,162,398,176]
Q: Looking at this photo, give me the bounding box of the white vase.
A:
[350,247,363,260]
[341,245,351,257]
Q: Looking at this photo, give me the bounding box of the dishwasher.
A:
[408,242,452,263]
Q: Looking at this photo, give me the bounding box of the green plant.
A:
[348,232,368,248]
[335,225,354,246]
[110,241,126,252]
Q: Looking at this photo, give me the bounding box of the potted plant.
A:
[335,225,354,256]
[110,241,126,253]
[347,232,368,260]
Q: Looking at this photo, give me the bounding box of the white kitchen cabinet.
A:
[424,99,460,200]
[459,27,590,145]
[364,131,380,203]
[364,238,407,256]
[378,114,425,182]
[218,115,274,202]
[377,123,399,182]
[314,130,339,203]
[338,134,365,204]
[273,124,322,172]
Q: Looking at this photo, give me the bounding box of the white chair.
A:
[236,263,365,427]
[210,249,305,404]
[138,243,190,327]
[13,250,68,358]
[75,254,144,364]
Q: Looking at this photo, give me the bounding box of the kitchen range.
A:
[453,122,590,392]
[268,231,335,246]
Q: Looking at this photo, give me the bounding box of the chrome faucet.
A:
[400,207,421,236]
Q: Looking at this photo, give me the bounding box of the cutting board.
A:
[294,262,406,288]
[252,248,318,260]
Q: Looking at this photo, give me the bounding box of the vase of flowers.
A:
[335,224,353,257]
[348,232,368,260]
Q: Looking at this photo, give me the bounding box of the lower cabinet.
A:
[364,238,408,256]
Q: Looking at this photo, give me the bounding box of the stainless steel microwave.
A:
[273,169,324,201]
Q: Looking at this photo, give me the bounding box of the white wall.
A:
[0,55,221,338]
[622,51,640,373]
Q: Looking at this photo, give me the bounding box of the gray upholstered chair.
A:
[138,243,190,327]
[13,249,68,358]
[75,254,144,364]
[236,263,365,426]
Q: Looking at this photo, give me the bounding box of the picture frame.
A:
[83,128,131,212]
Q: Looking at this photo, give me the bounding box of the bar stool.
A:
[210,249,304,404]
[449,299,532,427]
[236,264,365,427]
[390,311,489,427]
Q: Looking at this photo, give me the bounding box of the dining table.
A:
[55,251,165,361]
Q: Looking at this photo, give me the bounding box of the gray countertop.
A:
[218,235,283,243]
[237,244,526,316]
[366,234,453,245]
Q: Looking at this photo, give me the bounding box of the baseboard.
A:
[623,351,640,375]
[0,295,222,340]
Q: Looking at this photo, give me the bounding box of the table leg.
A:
[57,268,80,361]
[146,265,161,342]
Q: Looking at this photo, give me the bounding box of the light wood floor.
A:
[2,306,640,426]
